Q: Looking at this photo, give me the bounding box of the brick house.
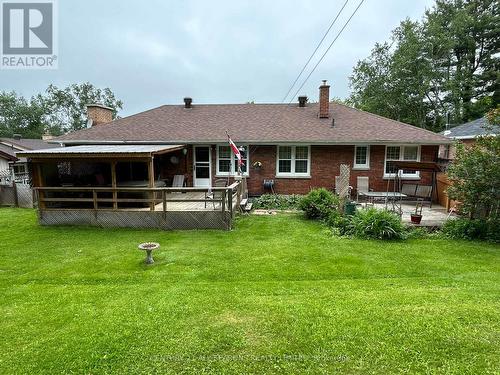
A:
[31,81,449,196]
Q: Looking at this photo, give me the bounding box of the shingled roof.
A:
[54,102,449,145]
[441,117,498,139]
[0,137,60,161]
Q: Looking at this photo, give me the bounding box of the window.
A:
[353,145,370,169]
[276,145,310,177]
[216,145,248,176]
[384,145,420,178]
[12,164,26,175]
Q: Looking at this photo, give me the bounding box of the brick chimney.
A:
[318,80,330,118]
[86,104,113,126]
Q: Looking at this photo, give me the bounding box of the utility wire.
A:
[262,0,364,138]
[281,0,350,103]
[288,0,365,105]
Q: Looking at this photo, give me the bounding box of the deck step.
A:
[243,202,253,211]
[240,198,248,207]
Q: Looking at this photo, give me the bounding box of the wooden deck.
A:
[34,183,242,230]
[141,192,235,212]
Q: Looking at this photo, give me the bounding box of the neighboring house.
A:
[0,136,60,183]
[438,117,497,160]
[23,81,449,196]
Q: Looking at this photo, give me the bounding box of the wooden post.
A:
[228,187,233,218]
[148,157,155,211]
[92,189,98,210]
[111,161,117,210]
[162,190,167,220]
[236,181,242,208]
[221,189,226,213]
[34,163,45,209]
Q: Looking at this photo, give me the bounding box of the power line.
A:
[281,0,350,103]
[288,0,365,105]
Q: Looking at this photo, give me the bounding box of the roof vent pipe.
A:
[298,96,308,107]
[184,97,192,108]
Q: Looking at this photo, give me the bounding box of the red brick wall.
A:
[179,144,439,195]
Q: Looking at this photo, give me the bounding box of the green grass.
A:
[0,208,499,374]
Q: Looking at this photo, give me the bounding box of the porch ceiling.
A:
[16,144,186,159]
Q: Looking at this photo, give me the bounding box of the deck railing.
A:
[34,181,242,230]
[34,181,241,212]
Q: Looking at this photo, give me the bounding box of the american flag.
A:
[226,131,243,167]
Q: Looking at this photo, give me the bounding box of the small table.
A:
[359,192,407,207]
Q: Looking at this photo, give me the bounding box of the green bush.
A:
[349,208,406,240]
[252,194,301,210]
[299,188,341,220]
[441,217,499,242]
[325,211,353,236]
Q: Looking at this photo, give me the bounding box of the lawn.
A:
[0,208,499,374]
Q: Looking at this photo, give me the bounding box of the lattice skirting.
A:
[39,210,232,230]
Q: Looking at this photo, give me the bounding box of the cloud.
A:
[0,0,436,116]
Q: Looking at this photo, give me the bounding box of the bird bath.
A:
[138,242,160,264]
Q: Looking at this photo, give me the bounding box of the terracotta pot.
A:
[410,214,422,224]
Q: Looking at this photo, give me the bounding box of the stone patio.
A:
[368,202,455,227]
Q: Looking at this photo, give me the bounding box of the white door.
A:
[193,146,211,187]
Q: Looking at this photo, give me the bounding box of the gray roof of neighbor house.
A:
[441,117,497,139]
[0,137,60,161]
[53,102,450,145]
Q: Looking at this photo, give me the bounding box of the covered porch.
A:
[19,145,242,230]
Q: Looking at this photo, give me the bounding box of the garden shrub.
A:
[325,211,353,236]
[446,119,499,219]
[252,194,301,210]
[299,188,341,220]
[348,208,406,240]
[442,216,499,242]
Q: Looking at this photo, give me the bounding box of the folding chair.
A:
[205,179,227,209]
[356,176,370,205]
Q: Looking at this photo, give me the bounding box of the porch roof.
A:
[16,144,186,159]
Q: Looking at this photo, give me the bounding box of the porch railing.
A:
[34,181,242,230]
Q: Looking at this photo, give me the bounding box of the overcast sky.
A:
[1,0,435,116]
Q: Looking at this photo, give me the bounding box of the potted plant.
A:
[252,161,263,170]
[410,202,423,224]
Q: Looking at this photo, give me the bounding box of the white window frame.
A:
[216,144,249,177]
[384,145,421,179]
[353,145,370,170]
[276,145,311,177]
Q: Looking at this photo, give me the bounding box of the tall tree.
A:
[0,83,123,138]
[0,92,48,138]
[349,0,499,131]
[39,82,123,133]
[424,0,499,123]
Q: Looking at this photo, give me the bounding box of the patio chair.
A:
[356,176,370,203]
[172,175,185,187]
[205,179,228,209]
